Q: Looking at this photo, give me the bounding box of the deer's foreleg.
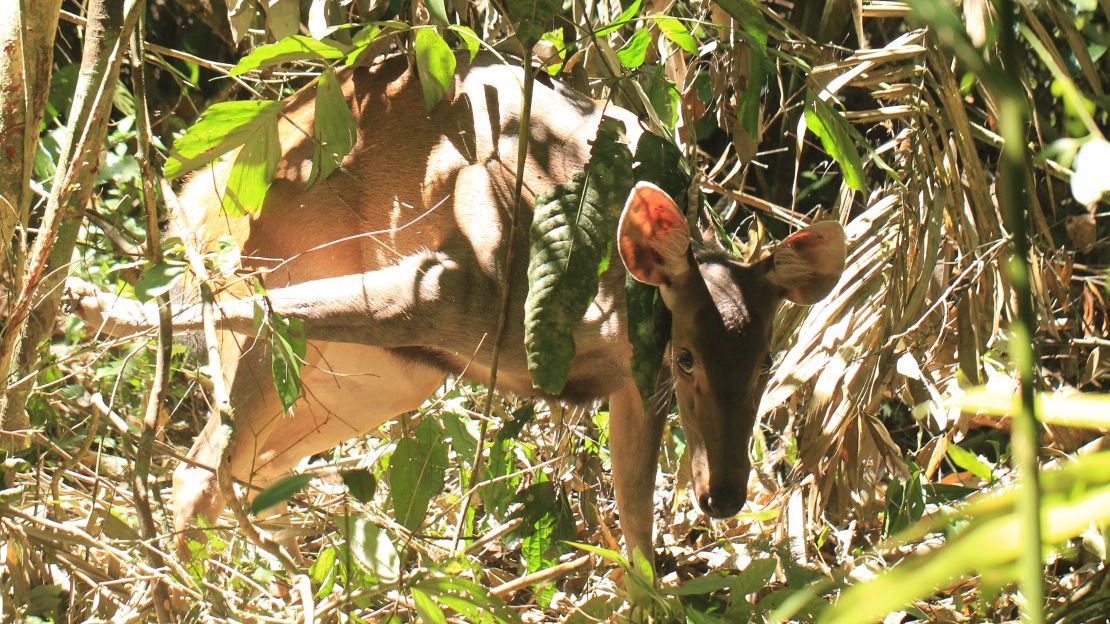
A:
[69,250,467,347]
[608,378,667,569]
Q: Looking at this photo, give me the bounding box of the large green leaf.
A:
[389,417,448,530]
[805,96,866,191]
[524,118,634,394]
[229,35,347,76]
[164,100,284,180]
[414,28,456,111]
[222,113,282,215]
[308,67,357,186]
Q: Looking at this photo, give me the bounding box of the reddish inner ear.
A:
[618,183,690,286]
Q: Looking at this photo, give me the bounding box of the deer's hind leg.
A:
[171,337,445,557]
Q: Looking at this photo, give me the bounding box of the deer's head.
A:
[618,182,846,518]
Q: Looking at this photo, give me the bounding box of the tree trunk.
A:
[0,2,64,444]
[0,0,142,451]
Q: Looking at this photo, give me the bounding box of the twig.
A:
[127,12,173,622]
[450,50,537,554]
[490,555,591,598]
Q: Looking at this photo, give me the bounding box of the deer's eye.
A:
[676,349,695,374]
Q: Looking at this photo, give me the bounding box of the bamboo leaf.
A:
[805,96,866,191]
[164,100,284,180]
[223,112,281,215]
[308,67,357,186]
[414,28,456,110]
[228,35,347,76]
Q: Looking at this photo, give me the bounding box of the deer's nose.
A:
[698,484,745,519]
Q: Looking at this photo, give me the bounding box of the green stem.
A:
[993,0,1044,620]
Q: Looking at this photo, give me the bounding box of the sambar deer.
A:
[70,53,846,564]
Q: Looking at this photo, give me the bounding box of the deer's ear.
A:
[618,182,692,286]
[767,221,846,305]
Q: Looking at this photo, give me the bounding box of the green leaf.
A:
[735,43,768,161]
[411,588,447,624]
[510,481,576,602]
[883,467,926,537]
[228,35,347,76]
[667,571,736,596]
[309,545,336,584]
[567,541,628,567]
[223,113,282,215]
[655,16,697,53]
[414,577,519,624]
[414,28,456,110]
[424,0,449,25]
[164,100,284,180]
[308,67,357,186]
[264,0,300,40]
[643,65,680,129]
[251,473,313,515]
[309,546,338,598]
[344,24,383,65]
[805,96,866,191]
[337,515,400,581]
[711,0,770,48]
[340,468,377,502]
[504,0,561,45]
[389,418,448,530]
[594,0,641,36]
[616,28,652,68]
[270,313,306,411]
[731,558,778,596]
[524,118,634,394]
[946,444,994,483]
[448,25,481,61]
[133,261,187,302]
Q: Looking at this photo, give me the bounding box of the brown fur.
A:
[71,53,848,564]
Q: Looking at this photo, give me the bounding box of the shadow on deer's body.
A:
[72,53,846,564]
